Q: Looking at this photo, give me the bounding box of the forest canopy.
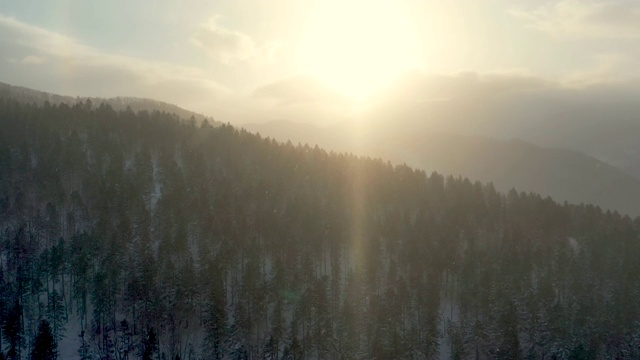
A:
[0,99,639,359]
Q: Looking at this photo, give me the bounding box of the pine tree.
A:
[204,293,227,360]
[46,290,66,341]
[262,335,277,360]
[3,301,22,360]
[31,319,58,360]
[77,330,91,360]
[281,333,303,360]
[142,328,158,360]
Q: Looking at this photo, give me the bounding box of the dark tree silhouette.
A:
[142,328,158,360]
[31,320,57,360]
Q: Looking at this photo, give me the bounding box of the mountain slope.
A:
[0,81,217,124]
[383,133,640,217]
[2,99,640,358]
[245,119,640,217]
[367,81,640,180]
[8,80,637,217]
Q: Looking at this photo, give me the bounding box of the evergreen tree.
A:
[77,330,91,360]
[262,335,277,360]
[3,301,22,360]
[46,290,66,341]
[31,319,57,360]
[142,328,157,360]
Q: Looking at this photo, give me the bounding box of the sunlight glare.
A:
[298,0,422,100]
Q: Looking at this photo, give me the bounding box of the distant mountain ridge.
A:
[0,81,217,125]
[3,80,639,217]
[367,81,640,180]
[246,119,640,218]
[391,133,640,217]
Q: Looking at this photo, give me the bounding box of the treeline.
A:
[0,99,639,359]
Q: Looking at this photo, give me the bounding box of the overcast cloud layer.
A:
[0,15,231,112]
[1,1,640,127]
[513,0,640,39]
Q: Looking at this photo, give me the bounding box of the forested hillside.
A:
[246,119,640,218]
[1,99,640,359]
[0,82,215,125]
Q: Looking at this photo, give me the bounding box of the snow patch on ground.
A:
[568,237,580,254]
[58,313,83,359]
[150,153,162,211]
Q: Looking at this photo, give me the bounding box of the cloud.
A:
[376,70,554,103]
[21,55,45,64]
[191,17,279,65]
[358,69,640,155]
[252,75,349,106]
[212,75,358,126]
[512,0,640,38]
[0,15,231,111]
[562,53,631,87]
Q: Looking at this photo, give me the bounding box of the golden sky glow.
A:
[1,1,640,124]
[297,0,423,100]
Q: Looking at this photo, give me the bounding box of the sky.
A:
[0,0,639,124]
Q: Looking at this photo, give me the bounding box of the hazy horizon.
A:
[1,0,640,125]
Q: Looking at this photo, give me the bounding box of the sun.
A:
[298,0,422,101]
